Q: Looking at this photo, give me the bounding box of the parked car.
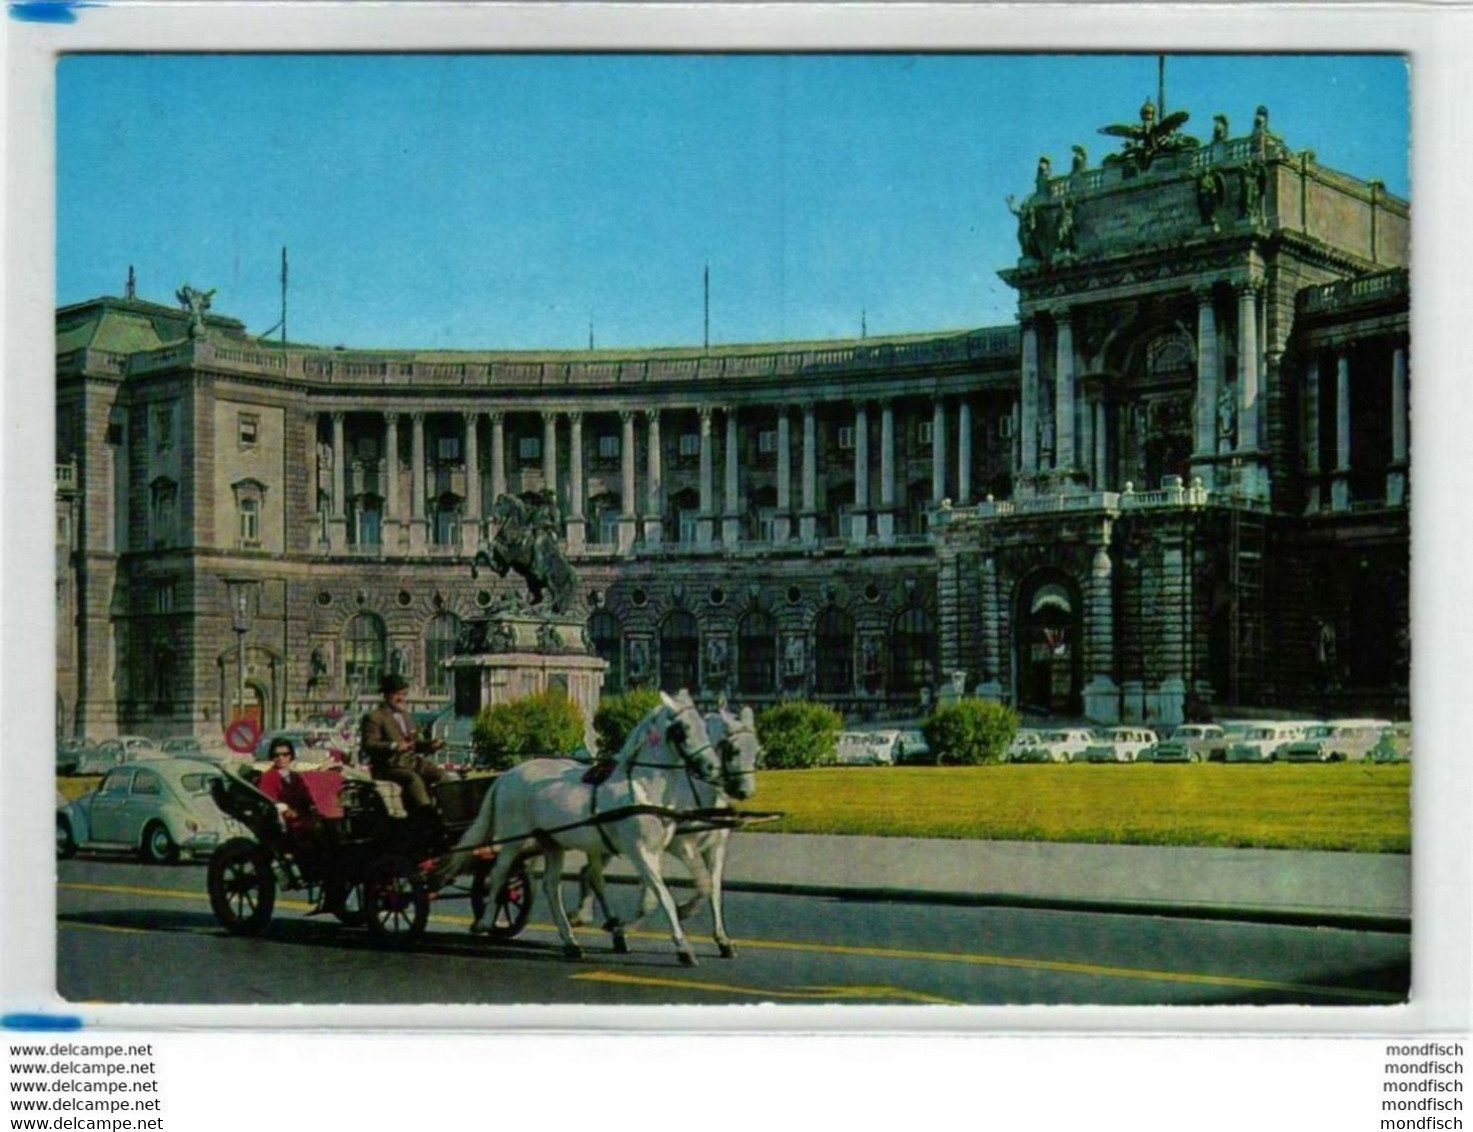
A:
[1369,722,1412,763]
[56,738,96,776]
[74,737,164,776]
[1083,727,1158,763]
[56,758,250,864]
[1038,728,1096,764]
[1322,719,1396,762]
[252,728,349,767]
[1003,729,1045,763]
[1149,724,1229,763]
[1225,723,1308,763]
[1279,723,1339,763]
[835,730,902,766]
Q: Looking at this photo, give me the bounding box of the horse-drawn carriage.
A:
[206,766,532,948]
[204,692,769,964]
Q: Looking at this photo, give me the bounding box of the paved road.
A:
[56,858,1410,1007]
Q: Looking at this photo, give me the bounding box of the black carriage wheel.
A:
[208,838,276,936]
[364,855,429,946]
[470,858,533,940]
[56,817,77,860]
[141,821,180,866]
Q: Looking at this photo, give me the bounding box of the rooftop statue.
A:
[1099,99,1199,170]
[1070,145,1088,174]
[1212,114,1230,143]
[470,490,579,615]
[175,285,216,338]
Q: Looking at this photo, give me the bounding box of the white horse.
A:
[574,705,760,959]
[442,690,724,966]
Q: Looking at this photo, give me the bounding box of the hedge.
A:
[592,689,662,759]
[472,688,587,770]
[756,701,844,769]
[922,699,1020,765]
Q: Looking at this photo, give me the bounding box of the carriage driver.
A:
[361,673,447,827]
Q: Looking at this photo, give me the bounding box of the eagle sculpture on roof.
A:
[1099,99,1198,168]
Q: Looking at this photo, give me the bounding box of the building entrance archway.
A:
[1014,572,1083,716]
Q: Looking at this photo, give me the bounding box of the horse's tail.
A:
[436,776,502,883]
[469,548,494,580]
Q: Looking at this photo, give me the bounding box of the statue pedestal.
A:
[447,608,608,753]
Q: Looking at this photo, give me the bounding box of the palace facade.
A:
[55,105,1410,740]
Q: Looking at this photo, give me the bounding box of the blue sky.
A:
[57,54,1409,350]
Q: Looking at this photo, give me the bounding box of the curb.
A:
[595,873,1411,935]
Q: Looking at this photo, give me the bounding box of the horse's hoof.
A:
[562,943,584,961]
[677,950,698,968]
[469,920,488,936]
[568,915,585,928]
[612,932,630,955]
[717,942,736,960]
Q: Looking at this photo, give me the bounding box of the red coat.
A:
[259,767,318,832]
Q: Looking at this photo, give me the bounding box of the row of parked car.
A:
[57,716,365,778]
[1004,719,1411,765]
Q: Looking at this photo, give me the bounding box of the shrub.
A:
[592,689,662,759]
[922,699,1020,766]
[756,701,844,769]
[472,688,586,771]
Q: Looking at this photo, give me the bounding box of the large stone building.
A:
[55,102,1409,740]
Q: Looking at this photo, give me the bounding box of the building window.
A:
[838,426,856,450]
[737,610,777,696]
[678,509,699,545]
[437,437,460,462]
[433,494,462,547]
[814,607,854,694]
[598,435,621,459]
[150,580,176,615]
[149,478,178,548]
[757,509,778,542]
[149,640,176,712]
[423,613,460,696]
[659,611,700,694]
[997,416,1014,439]
[343,612,387,695]
[518,436,542,462]
[891,606,936,694]
[679,433,700,457]
[758,430,778,454]
[351,494,383,548]
[153,406,173,453]
[238,412,260,448]
[589,610,623,694]
[231,478,267,549]
[918,421,934,446]
[239,498,260,544]
[357,438,380,462]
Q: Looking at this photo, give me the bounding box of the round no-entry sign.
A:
[225,717,262,754]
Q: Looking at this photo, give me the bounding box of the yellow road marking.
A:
[58,922,149,936]
[58,879,1403,1003]
[572,970,960,1004]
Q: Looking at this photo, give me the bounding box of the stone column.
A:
[1236,283,1260,448]
[1388,343,1408,506]
[462,411,481,553]
[1093,400,1108,490]
[643,408,663,546]
[975,553,1003,701]
[877,401,896,542]
[851,403,870,541]
[489,412,506,503]
[1303,355,1322,512]
[697,407,715,548]
[956,399,973,505]
[1020,321,1040,476]
[618,409,637,552]
[1078,396,1094,490]
[931,399,948,504]
[1054,311,1076,473]
[1332,350,1351,512]
[408,411,427,552]
[329,411,347,550]
[383,413,401,552]
[799,403,817,543]
[565,411,585,553]
[542,411,558,505]
[1083,540,1120,724]
[1192,287,1220,486]
[722,407,741,545]
[774,408,792,543]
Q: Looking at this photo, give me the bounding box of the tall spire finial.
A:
[125,265,136,300]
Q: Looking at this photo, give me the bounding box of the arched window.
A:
[659,611,700,694]
[343,612,386,694]
[813,607,854,694]
[891,606,935,694]
[589,610,623,692]
[422,613,461,696]
[737,610,777,695]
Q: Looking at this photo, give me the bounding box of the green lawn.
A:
[742,762,1411,853]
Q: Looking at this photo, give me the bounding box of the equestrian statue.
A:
[470,490,579,614]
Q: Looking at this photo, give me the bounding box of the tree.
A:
[923,699,1019,765]
[592,689,662,760]
[472,688,586,771]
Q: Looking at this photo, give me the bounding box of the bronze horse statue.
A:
[471,491,579,614]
